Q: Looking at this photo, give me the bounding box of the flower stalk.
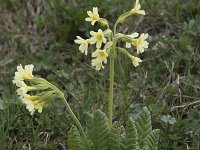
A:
[108,36,117,127]
[59,93,87,145]
[108,56,115,127]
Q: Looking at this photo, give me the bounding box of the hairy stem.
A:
[108,37,116,127]
[45,80,88,146]
[109,56,115,127]
[60,93,87,145]
[108,21,118,127]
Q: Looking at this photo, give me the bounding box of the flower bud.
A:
[103,29,112,38]
[116,11,132,24]
[98,18,109,26]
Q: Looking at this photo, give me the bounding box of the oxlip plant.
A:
[13,0,160,149]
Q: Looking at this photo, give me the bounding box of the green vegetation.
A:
[0,0,200,149]
[69,108,159,150]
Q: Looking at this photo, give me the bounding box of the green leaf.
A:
[141,129,160,150]
[86,113,95,142]
[120,133,126,150]
[126,118,140,150]
[109,124,120,150]
[69,125,84,150]
[134,107,152,145]
[86,110,110,150]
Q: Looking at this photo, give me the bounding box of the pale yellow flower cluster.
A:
[125,33,149,67]
[122,0,149,67]
[75,0,149,69]
[13,64,44,115]
[75,7,108,71]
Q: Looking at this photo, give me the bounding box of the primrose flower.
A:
[92,49,108,63]
[13,64,59,115]
[129,55,142,67]
[133,33,149,54]
[13,64,34,84]
[125,32,139,48]
[131,0,145,15]
[85,7,100,25]
[90,29,107,48]
[16,81,36,96]
[74,36,90,55]
[22,94,44,115]
[14,80,27,88]
[91,59,104,71]
[91,49,108,71]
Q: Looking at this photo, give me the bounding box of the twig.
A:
[171,100,200,111]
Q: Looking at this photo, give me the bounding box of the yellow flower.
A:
[85,7,100,25]
[131,0,145,15]
[13,64,34,84]
[129,55,142,67]
[91,49,108,71]
[22,94,43,115]
[133,33,149,54]
[125,32,139,48]
[92,49,108,63]
[14,80,26,88]
[91,59,104,71]
[16,81,36,96]
[90,29,107,48]
[34,101,44,113]
[74,36,90,55]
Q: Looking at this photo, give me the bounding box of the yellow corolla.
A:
[125,32,139,48]
[74,36,90,55]
[16,81,36,96]
[131,0,145,15]
[22,94,43,115]
[133,33,149,54]
[91,49,108,71]
[14,80,26,88]
[91,59,104,71]
[129,55,142,67]
[92,49,108,63]
[13,64,34,84]
[90,29,107,48]
[34,101,44,113]
[85,7,100,25]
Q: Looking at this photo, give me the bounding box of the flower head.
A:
[90,29,107,48]
[133,33,149,53]
[13,64,58,115]
[131,0,145,15]
[74,36,90,55]
[91,59,104,71]
[92,49,108,63]
[125,32,139,48]
[16,81,36,96]
[85,7,100,25]
[91,49,108,71]
[22,94,44,115]
[129,55,142,67]
[13,64,34,84]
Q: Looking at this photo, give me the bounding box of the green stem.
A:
[114,23,117,35]
[108,37,117,127]
[109,56,115,127]
[108,22,118,127]
[60,93,87,144]
[42,79,88,146]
